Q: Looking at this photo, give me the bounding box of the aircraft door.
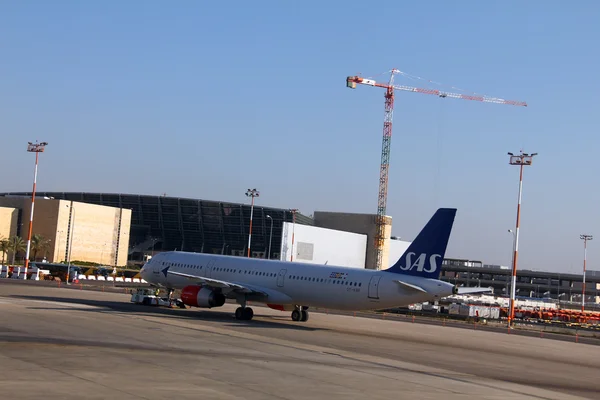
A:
[204,259,215,278]
[277,269,287,287]
[368,275,382,299]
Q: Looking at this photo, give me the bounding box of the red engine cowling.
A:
[181,285,226,308]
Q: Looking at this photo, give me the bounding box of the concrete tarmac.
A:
[0,281,598,400]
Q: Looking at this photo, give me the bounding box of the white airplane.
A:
[140,208,489,322]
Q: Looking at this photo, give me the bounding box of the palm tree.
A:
[8,236,26,265]
[0,237,9,265]
[31,234,51,261]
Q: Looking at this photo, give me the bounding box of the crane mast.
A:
[346,69,527,270]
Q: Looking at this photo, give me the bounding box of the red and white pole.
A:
[507,150,536,327]
[22,141,48,279]
[508,162,524,325]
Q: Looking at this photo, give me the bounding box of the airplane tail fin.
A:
[384,208,457,279]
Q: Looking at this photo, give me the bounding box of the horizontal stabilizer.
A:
[393,279,427,293]
[455,287,493,295]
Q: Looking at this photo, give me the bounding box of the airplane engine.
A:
[181,285,226,308]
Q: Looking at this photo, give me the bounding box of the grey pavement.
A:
[0,281,598,400]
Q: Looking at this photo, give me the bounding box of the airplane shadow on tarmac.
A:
[9,295,326,332]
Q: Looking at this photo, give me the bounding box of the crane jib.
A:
[346,69,527,269]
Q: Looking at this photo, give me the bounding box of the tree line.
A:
[0,234,51,265]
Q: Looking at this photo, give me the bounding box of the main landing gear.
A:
[235,295,254,321]
[235,306,254,321]
[291,306,309,322]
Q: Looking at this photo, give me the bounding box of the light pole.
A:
[22,141,48,279]
[55,230,63,263]
[151,237,158,257]
[266,215,273,260]
[289,209,298,261]
[507,150,537,327]
[580,234,593,312]
[245,189,259,257]
[508,229,516,298]
[508,229,516,261]
[66,204,76,284]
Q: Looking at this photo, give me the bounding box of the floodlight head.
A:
[26,140,48,152]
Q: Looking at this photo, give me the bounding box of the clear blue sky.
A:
[1,1,599,273]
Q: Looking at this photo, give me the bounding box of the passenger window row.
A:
[160,261,362,287]
[289,275,362,287]
[161,262,277,277]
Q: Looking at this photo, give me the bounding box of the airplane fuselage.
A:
[141,251,455,311]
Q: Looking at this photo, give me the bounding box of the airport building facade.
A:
[0,192,410,270]
[0,196,131,266]
[440,259,600,306]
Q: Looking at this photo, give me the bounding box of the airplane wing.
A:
[392,279,427,293]
[455,286,493,295]
[165,269,268,296]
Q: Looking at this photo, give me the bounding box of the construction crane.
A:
[346,69,527,271]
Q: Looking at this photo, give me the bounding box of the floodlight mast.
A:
[580,234,593,312]
[507,150,537,326]
[245,189,260,257]
[289,209,298,262]
[22,141,49,279]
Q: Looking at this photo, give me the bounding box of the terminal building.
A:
[0,192,410,270]
[439,259,600,307]
[0,196,131,266]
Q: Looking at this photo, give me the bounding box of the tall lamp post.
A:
[266,215,273,260]
[245,189,260,257]
[289,209,298,261]
[507,150,537,326]
[508,229,516,296]
[580,234,593,312]
[22,141,49,280]
[66,204,76,285]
